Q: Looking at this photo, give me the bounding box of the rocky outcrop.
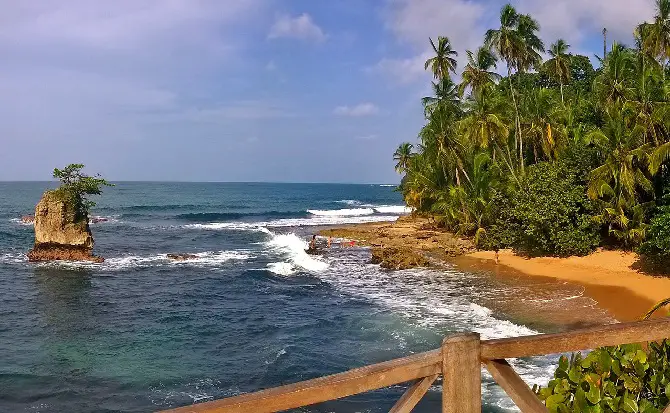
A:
[167,253,198,261]
[21,215,35,224]
[371,246,431,270]
[27,191,103,262]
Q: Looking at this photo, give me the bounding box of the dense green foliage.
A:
[52,164,112,220]
[485,162,600,257]
[534,341,670,413]
[639,205,670,264]
[396,1,670,256]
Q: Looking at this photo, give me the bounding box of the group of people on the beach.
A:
[309,235,355,250]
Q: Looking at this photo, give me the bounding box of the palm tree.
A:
[458,47,501,98]
[644,0,670,81]
[424,36,458,81]
[521,88,566,162]
[422,77,460,117]
[485,4,536,173]
[516,13,545,73]
[394,143,414,174]
[586,105,654,246]
[544,39,572,104]
[593,43,636,105]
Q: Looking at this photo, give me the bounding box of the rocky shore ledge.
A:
[320,216,474,270]
[27,191,103,263]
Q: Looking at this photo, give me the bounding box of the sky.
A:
[0,0,657,183]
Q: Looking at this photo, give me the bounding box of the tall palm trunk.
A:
[507,67,523,173]
[560,83,565,105]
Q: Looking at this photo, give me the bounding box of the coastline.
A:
[322,217,670,323]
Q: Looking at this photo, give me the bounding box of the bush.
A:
[485,161,600,257]
[535,341,670,413]
[639,205,670,267]
[52,164,113,220]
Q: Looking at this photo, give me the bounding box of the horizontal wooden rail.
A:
[481,318,670,360]
[161,318,670,413]
[163,349,441,413]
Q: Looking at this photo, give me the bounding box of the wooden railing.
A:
[161,318,670,413]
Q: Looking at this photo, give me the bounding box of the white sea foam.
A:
[265,233,328,273]
[373,205,413,214]
[0,252,28,263]
[307,208,375,216]
[185,215,400,231]
[267,262,296,276]
[379,184,396,187]
[336,200,363,206]
[315,256,559,411]
[31,250,250,271]
[9,218,33,226]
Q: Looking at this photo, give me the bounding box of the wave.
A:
[265,233,328,273]
[379,184,397,187]
[336,200,364,206]
[9,218,33,227]
[373,206,413,214]
[176,211,307,222]
[0,251,249,270]
[307,208,375,217]
[186,215,400,231]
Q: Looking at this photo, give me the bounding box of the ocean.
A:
[0,182,610,412]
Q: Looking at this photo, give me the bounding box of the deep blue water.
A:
[0,182,610,412]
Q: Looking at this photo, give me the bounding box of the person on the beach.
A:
[309,235,317,250]
[495,249,500,264]
[327,237,332,248]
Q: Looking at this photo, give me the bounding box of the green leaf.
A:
[622,394,639,413]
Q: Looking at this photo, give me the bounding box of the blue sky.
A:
[0,0,656,182]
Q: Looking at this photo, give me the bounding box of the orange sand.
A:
[466,249,670,321]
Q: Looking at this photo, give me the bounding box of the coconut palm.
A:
[520,88,566,162]
[393,143,414,174]
[424,36,458,81]
[516,13,545,73]
[594,43,636,105]
[644,0,670,80]
[422,77,460,117]
[586,105,654,246]
[485,4,531,172]
[544,39,572,104]
[458,47,501,98]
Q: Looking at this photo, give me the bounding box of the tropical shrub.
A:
[486,162,600,257]
[52,164,113,220]
[639,205,670,266]
[534,341,670,413]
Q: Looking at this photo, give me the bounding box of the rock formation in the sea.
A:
[21,215,35,224]
[89,216,109,224]
[27,191,104,263]
[167,253,198,261]
[371,246,431,270]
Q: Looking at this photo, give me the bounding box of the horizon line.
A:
[0,180,400,186]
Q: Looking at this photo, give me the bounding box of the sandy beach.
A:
[323,217,670,322]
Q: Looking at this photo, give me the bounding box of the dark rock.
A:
[21,215,35,224]
[370,246,431,270]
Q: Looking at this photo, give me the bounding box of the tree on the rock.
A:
[53,164,113,220]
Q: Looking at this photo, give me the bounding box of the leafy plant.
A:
[486,161,600,257]
[639,204,670,265]
[52,164,113,220]
[534,341,670,413]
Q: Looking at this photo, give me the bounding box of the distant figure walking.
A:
[327,237,332,248]
[495,249,500,265]
[309,235,317,250]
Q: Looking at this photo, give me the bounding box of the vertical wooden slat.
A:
[484,359,548,413]
[388,374,438,413]
[663,402,670,413]
[442,333,481,413]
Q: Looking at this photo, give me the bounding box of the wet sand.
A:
[323,218,670,323]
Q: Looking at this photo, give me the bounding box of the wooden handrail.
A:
[162,349,441,413]
[161,318,670,413]
[481,318,670,359]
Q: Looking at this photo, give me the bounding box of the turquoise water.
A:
[0,182,608,412]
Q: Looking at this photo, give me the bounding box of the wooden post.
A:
[442,333,481,413]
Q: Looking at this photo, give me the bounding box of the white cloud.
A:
[366,51,432,85]
[334,103,379,117]
[514,0,654,46]
[356,134,378,140]
[373,0,486,85]
[268,13,326,42]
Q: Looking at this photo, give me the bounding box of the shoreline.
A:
[321,217,670,323]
